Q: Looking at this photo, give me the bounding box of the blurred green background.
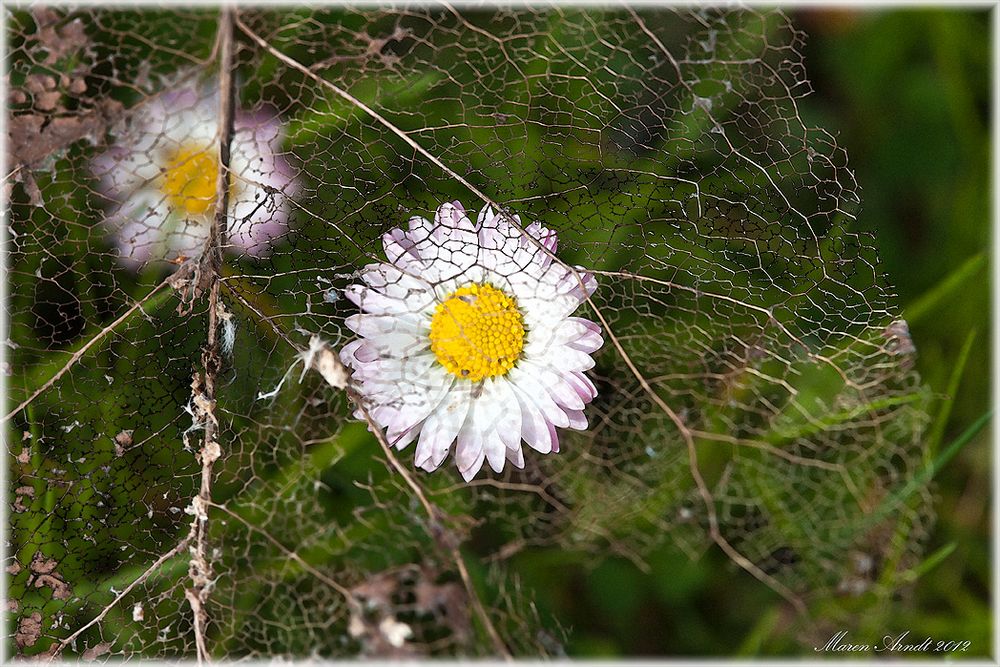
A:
[522,8,992,656]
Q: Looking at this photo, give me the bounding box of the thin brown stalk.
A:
[184,8,238,662]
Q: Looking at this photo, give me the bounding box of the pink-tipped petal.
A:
[340,339,380,366]
[564,408,588,431]
[511,384,554,454]
[435,200,476,234]
[567,328,604,354]
[492,380,523,451]
[383,228,421,267]
[508,369,570,429]
[505,445,525,469]
[476,204,497,229]
[565,370,598,403]
[387,421,422,450]
[547,421,560,454]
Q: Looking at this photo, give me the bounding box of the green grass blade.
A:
[870,409,992,529]
[903,252,985,324]
[926,328,977,460]
[765,392,925,447]
[735,605,781,656]
[901,542,958,584]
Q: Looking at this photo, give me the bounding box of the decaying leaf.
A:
[4,5,939,661]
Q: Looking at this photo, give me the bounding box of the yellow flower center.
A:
[429,283,525,381]
[160,144,221,216]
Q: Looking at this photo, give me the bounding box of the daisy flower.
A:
[92,85,298,267]
[341,201,603,481]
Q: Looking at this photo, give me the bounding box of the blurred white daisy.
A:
[341,201,603,481]
[93,85,298,267]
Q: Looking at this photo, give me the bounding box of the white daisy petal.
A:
[547,420,561,454]
[456,417,485,476]
[524,221,558,266]
[459,448,487,482]
[553,317,603,344]
[379,376,452,447]
[436,200,476,235]
[340,340,378,365]
[507,368,571,428]
[490,379,523,452]
[538,345,597,373]
[560,267,598,303]
[564,408,589,431]
[413,201,482,281]
[406,215,437,249]
[383,228,422,268]
[468,380,512,475]
[522,360,586,411]
[566,370,599,403]
[415,381,471,471]
[483,430,507,474]
[358,263,435,302]
[568,329,604,354]
[345,282,436,317]
[105,192,167,266]
[387,421,423,451]
[354,354,441,400]
[505,445,525,469]
[510,383,555,454]
[345,312,426,337]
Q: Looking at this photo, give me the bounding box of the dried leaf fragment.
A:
[82,642,113,661]
[13,485,35,512]
[7,99,124,169]
[29,553,72,600]
[31,8,88,65]
[300,336,349,389]
[415,579,471,643]
[884,319,916,356]
[113,429,134,456]
[34,574,72,600]
[29,552,58,575]
[15,612,42,648]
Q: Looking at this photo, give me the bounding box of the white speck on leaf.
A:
[379,617,413,648]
